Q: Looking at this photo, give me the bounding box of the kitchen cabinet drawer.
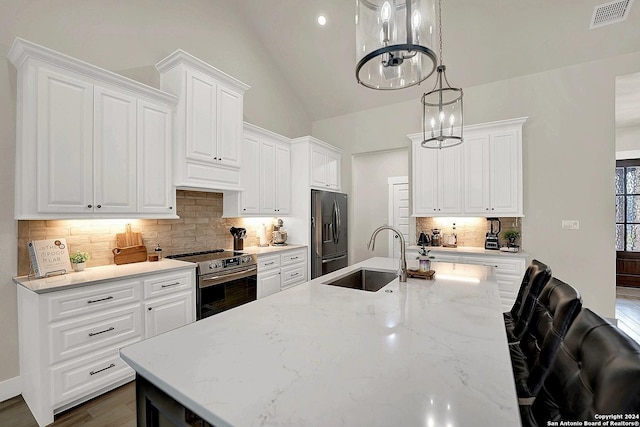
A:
[143,271,193,299]
[50,304,142,364]
[281,264,306,290]
[258,254,281,271]
[48,280,142,322]
[280,249,306,266]
[51,347,135,407]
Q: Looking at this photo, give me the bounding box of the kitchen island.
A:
[120,257,521,427]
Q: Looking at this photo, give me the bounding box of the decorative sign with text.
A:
[28,238,72,278]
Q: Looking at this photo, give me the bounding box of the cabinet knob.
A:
[169,206,173,210]
[87,204,92,208]
[96,204,102,209]
[148,307,152,311]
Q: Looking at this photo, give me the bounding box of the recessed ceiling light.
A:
[317,15,327,26]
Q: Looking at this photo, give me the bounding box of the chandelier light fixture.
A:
[355,0,437,90]
[421,0,463,149]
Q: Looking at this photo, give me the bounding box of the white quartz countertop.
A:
[120,257,520,427]
[241,244,306,255]
[407,244,529,258]
[13,259,196,293]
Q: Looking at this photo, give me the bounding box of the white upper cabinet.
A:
[409,117,526,217]
[223,123,291,217]
[137,101,174,214]
[35,68,95,214]
[310,145,341,191]
[293,136,342,192]
[8,38,178,219]
[462,118,526,216]
[155,50,249,192]
[411,139,463,215]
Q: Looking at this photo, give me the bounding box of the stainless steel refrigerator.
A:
[311,189,348,279]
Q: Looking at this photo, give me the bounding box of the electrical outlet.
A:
[561,220,580,230]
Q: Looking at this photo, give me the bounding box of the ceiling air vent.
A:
[590,0,634,29]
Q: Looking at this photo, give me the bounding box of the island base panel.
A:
[136,375,214,427]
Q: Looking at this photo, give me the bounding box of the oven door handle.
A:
[199,265,257,288]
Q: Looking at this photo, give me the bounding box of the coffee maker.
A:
[485,218,501,250]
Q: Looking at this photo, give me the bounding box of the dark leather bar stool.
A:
[532,308,640,425]
[504,259,552,344]
[509,277,582,427]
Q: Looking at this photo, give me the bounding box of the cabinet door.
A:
[412,141,439,214]
[326,151,340,190]
[137,100,175,214]
[36,68,94,213]
[463,133,491,215]
[185,69,217,163]
[240,135,260,214]
[310,148,328,188]
[258,270,281,299]
[216,86,242,167]
[93,86,137,213]
[490,130,521,215]
[144,291,194,339]
[260,140,277,214]
[275,144,291,214]
[438,144,463,214]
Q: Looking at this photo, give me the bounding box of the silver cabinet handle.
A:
[88,326,114,337]
[161,282,181,288]
[87,296,113,304]
[265,261,275,266]
[90,363,115,376]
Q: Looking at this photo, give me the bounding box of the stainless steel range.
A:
[166,249,257,319]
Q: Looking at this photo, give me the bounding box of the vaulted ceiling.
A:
[235,0,640,125]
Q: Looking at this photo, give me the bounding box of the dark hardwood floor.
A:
[0,381,135,427]
[1,294,639,426]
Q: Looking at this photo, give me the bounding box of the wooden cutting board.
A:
[112,245,148,265]
[116,224,143,247]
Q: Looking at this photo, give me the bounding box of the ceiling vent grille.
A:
[590,0,634,29]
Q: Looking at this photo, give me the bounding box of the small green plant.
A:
[503,230,521,240]
[503,230,521,246]
[70,251,90,264]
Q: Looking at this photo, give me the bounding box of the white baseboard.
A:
[0,376,21,403]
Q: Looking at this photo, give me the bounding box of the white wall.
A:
[0,0,311,386]
[313,51,640,320]
[352,149,409,263]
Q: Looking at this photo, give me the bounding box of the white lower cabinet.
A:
[461,255,526,311]
[17,266,195,427]
[257,248,307,298]
[144,291,194,339]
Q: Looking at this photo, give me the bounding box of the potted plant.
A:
[502,230,521,247]
[69,251,90,272]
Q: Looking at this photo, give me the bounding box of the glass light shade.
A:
[356,0,437,90]
[421,65,463,149]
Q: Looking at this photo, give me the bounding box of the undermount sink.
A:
[322,268,398,292]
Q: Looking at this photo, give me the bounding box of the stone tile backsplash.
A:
[415,217,522,248]
[17,190,278,275]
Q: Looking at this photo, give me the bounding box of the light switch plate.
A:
[562,220,580,230]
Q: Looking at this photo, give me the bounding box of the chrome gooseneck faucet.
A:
[367,225,407,282]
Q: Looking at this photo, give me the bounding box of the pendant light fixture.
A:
[421,0,463,149]
[356,0,437,90]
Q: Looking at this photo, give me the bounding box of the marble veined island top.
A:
[120,257,521,427]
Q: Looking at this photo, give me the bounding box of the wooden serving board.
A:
[112,245,147,265]
[116,224,143,247]
[407,270,436,280]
